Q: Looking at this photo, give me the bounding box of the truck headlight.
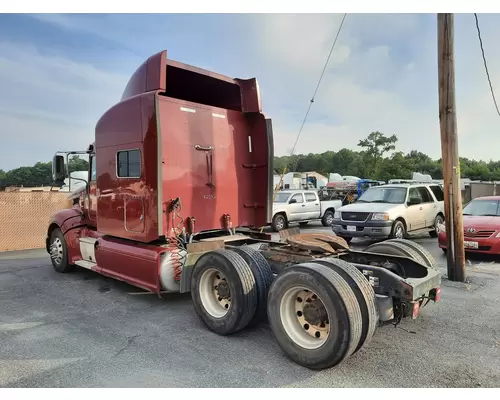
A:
[371,212,389,221]
[334,211,340,219]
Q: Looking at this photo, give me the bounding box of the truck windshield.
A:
[463,199,500,216]
[357,187,407,204]
[274,192,291,203]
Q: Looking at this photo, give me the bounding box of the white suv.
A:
[331,183,445,242]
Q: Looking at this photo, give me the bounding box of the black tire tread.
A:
[228,246,273,324]
[50,228,74,273]
[389,220,407,239]
[267,262,362,369]
[300,262,363,361]
[272,214,287,231]
[191,249,258,335]
[314,257,378,354]
[321,210,334,227]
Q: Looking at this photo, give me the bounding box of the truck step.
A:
[79,237,98,245]
[75,260,97,270]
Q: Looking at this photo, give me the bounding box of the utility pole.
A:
[437,13,466,282]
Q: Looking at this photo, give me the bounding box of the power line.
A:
[288,13,347,173]
[474,13,500,117]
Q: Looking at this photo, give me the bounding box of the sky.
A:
[0,12,500,171]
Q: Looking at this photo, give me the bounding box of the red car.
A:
[438,196,500,254]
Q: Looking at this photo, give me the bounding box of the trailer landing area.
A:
[1,244,499,388]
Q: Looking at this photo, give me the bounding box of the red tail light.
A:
[412,301,420,319]
[430,287,441,303]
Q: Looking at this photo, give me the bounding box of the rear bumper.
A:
[332,219,393,238]
[438,231,500,254]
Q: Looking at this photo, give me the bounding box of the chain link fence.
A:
[0,191,72,252]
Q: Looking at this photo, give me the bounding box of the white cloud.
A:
[2,13,500,172]
[250,13,500,163]
[0,41,130,169]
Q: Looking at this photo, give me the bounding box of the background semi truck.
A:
[47,50,442,370]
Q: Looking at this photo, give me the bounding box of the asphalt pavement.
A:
[1,223,500,387]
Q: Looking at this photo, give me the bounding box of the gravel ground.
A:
[1,223,500,388]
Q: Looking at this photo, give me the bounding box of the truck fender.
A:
[272,208,289,220]
[46,208,86,252]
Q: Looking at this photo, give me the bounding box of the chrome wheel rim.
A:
[279,286,330,350]
[50,237,63,265]
[199,268,231,318]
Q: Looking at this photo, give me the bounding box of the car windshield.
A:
[274,192,291,203]
[463,199,500,216]
[357,187,407,204]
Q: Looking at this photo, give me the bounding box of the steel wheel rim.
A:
[276,217,285,230]
[199,268,231,318]
[395,225,404,239]
[50,237,63,265]
[279,286,330,350]
[326,214,333,224]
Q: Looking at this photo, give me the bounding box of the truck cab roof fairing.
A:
[121,50,167,101]
[120,50,262,114]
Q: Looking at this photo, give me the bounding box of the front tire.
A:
[49,228,74,273]
[389,220,406,239]
[272,213,287,232]
[321,210,335,227]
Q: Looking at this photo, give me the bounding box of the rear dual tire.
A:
[190,248,273,335]
[267,260,376,370]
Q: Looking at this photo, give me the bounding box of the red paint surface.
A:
[49,49,273,292]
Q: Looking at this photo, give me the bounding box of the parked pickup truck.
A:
[271,190,343,231]
[331,183,445,242]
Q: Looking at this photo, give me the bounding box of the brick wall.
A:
[0,192,73,252]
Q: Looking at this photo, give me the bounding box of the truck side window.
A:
[408,187,421,202]
[291,193,303,203]
[416,186,433,203]
[90,156,97,182]
[305,192,316,202]
[117,149,141,178]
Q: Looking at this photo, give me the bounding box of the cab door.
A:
[406,187,425,230]
[288,193,305,221]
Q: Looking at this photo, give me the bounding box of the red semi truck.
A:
[47,50,442,370]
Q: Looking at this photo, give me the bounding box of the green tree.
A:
[357,131,398,179]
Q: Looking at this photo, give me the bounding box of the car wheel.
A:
[321,210,335,227]
[389,220,406,240]
[272,214,287,232]
[429,214,444,238]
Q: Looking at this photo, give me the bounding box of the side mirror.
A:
[52,155,66,184]
[289,198,297,204]
[407,196,422,206]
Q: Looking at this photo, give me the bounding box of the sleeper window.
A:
[117,149,141,178]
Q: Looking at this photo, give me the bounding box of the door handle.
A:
[315,203,319,205]
[301,204,305,207]
[419,207,423,210]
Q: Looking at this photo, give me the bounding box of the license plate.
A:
[346,225,356,232]
[464,241,478,249]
